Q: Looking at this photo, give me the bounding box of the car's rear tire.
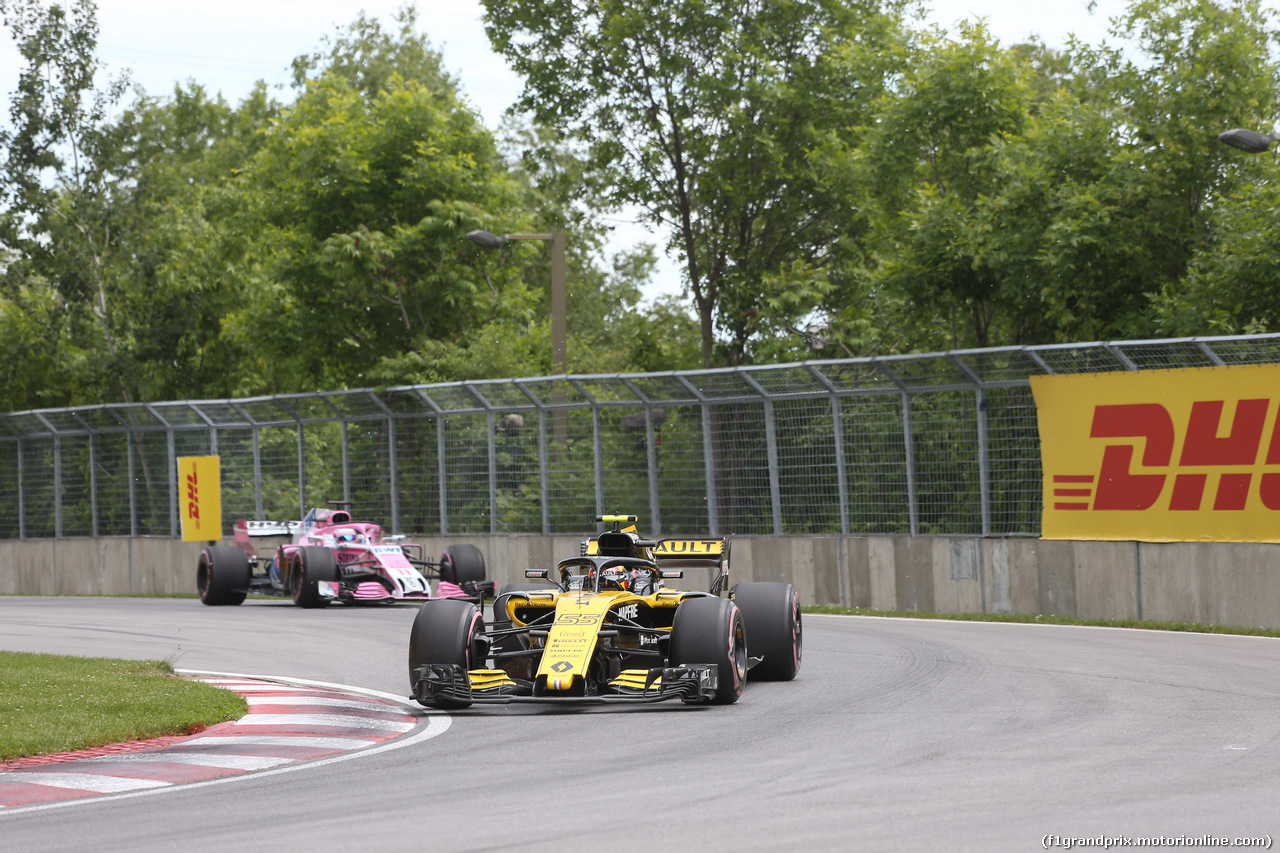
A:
[409,598,485,708]
[670,596,746,704]
[439,544,486,585]
[290,546,339,608]
[197,544,250,606]
[731,582,802,681]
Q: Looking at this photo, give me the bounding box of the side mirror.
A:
[525,569,549,579]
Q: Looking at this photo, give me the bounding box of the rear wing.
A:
[234,518,303,556]
[652,537,731,596]
[581,534,732,595]
[650,538,724,561]
[580,536,724,561]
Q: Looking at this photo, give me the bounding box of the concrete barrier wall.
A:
[3,534,1279,630]
[0,537,211,597]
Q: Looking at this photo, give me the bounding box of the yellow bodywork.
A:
[537,592,626,691]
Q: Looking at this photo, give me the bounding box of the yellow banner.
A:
[178,455,222,542]
[1031,364,1280,542]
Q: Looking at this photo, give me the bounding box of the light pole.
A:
[466,228,569,455]
[465,229,567,375]
[1218,128,1279,153]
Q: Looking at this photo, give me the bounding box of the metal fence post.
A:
[831,395,849,535]
[127,433,136,537]
[903,393,918,536]
[645,407,661,536]
[413,390,446,536]
[976,390,991,535]
[538,405,550,535]
[252,427,263,521]
[741,373,783,535]
[54,435,62,539]
[592,403,604,517]
[387,416,399,535]
[875,361,917,536]
[341,420,351,505]
[17,438,26,540]
[167,426,177,539]
[438,415,448,535]
[88,432,99,537]
[950,354,991,536]
[487,409,498,535]
[766,399,782,535]
[702,403,719,535]
[673,375,718,535]
[296,422,306,520]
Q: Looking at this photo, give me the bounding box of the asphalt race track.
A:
[1,597,1277,852]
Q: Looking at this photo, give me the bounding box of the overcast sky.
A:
[0,0,1148,300]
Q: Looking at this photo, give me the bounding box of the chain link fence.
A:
[4,334,1280,540]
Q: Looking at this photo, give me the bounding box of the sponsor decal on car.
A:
[651,539,722,555]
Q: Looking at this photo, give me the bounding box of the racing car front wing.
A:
[411,664,719,706]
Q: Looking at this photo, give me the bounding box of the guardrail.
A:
[3,334,1279,539]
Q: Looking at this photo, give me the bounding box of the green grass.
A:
[804,606,1280,638]
[0,652,248,762]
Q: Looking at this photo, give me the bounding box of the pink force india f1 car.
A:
[197,503,495,607]
[408,514,802,707]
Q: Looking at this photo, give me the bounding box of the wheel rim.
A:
[791,592,802,670]
[730,609,747,688]
[197,555,210,598]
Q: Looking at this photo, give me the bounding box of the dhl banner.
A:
[178,455,221,542]
[1031,364,1280,542]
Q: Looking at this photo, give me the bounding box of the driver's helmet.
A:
[599,565,630,591]
[334,528,359,544]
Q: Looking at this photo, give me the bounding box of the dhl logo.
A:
[1031,365,1280,542]
[1055,399,1280,512]
[186,467,201,522]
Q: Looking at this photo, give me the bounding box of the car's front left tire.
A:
[670,595,747,704]
[409,598,485,708]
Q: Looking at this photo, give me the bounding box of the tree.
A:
[832,0,1280,353]
[850,22,1031,350]
[483,0,907,366]
[103,82,282,400]
[229,53,531,389]
[0,0,132,403]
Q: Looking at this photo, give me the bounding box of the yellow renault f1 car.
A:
[407,515,801,707]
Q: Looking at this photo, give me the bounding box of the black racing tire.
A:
[669,595,747,705]
[439,544,486,585]
[290,546,340,608]
[197,544,250,606]
[408,598,485,708]
[731,582,802,681]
